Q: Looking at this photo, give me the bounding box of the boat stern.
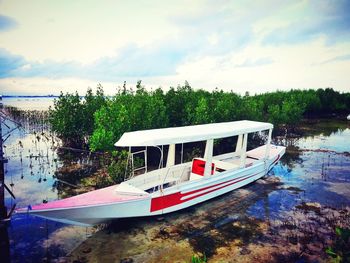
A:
[266,145,285,171]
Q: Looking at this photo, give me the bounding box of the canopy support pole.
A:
[161,145,164,168]
[125,147,131,180]
[166,144,175,167]
[204,139,214,178]
[145,146,148,173]
[235,134,243,156]
[240,134,248,168]
[265,129,272,161]
[181,143,184,164]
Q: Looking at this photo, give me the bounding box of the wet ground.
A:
[68,120,350,263]
[1,98,350,262]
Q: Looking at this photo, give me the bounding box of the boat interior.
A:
[117,131,277,194]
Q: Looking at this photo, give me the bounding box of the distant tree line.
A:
[49,81,350,151]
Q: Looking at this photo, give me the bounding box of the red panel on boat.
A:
[191,158,214,176]
[150,172,260,212]
[150,192,182,212]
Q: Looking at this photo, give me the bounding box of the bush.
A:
[49,86,106,148]
[89,81,168,151]
[107,151,129,184]
[49,82,350,151]
[49,91,85,147]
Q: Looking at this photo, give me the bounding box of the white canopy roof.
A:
[115,120,273,147]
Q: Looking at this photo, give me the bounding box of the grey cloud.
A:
[0,14,18,32]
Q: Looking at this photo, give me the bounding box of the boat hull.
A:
[152,167,266,214]
[17,146,285,226]
[29,197,152,226]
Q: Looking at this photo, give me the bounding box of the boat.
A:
[16,120,285,226]
[347,114,350,120]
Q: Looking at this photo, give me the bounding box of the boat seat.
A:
[212,159,239,171]
[191,158,215,176]
[190,158,239,180]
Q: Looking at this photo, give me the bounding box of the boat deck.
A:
[213,145,282,171]
[18,185,149,212]
[246,144,281,160]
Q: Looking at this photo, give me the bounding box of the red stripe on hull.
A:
[268,154,280,171]
[150,171,263,212]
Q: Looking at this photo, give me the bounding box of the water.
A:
[1,98,350,262]
[2,98,95,262]
[2,96,56,111]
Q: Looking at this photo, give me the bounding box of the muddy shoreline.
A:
[66,176,350,263]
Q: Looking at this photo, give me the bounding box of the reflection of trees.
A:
[274,136,303,169]
[298,119,348,138]
[273,120,348,169]
[281,146,304,169]
[52,180,77,199]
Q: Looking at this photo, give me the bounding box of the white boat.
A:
[16,120,285,226]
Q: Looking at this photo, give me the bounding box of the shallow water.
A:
[1,99,95,262]
[2,97,56,111]
[1,99,350,262]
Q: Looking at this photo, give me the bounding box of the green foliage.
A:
[107,150,129,184]
[49,86,106,148]
[49,82,350,151]
[282,99,305,125]
[191,254,207,263]
[49,91,85,147]
[193,97,211,124]
[89,81,169,151]
[83,84,107,135]
[326,227,350,263]
[185,147,203,162]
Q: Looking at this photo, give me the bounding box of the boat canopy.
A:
[115,120,273,147]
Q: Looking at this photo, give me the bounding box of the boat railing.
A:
[162,165,182,184]
[176,166,191,184]
[131,149,147,177]
[156,163,190,190]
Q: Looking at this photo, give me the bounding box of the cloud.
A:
[0,42,188,80]
[168,1,280,57]
[320,54,350,64]
[90,42,187,79]
[0,77,118,96]
[262,0,350,45]
[0,14,17,31]
[0,48,25,77]
[235,57,274,68]
[175,38,350,94]
[0,0,349,95]
[0,49,79,78]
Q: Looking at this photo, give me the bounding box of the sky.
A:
[0,0,349,95]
